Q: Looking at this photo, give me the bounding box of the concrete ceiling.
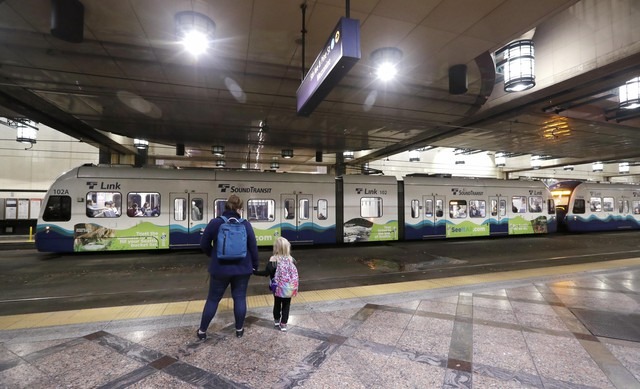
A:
[0,0,639,173]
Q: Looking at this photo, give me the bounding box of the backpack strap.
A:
[220,216,229,223]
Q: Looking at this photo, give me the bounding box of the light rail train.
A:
[35,164,564,253]
[550,180,640,231]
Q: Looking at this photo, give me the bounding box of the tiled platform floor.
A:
[1,263,639,388]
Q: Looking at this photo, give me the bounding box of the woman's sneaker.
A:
[279,323,287,332]
[236,329,244,338]
[274,321,280,327]
[197,329,207,340]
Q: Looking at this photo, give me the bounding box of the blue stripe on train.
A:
[566,215,640,232]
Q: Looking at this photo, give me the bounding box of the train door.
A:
[422,196,446,237]
[489,196,508,235]
[169,192,208,247]
[281,193,313,244]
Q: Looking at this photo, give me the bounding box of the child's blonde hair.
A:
[272,236,291,257]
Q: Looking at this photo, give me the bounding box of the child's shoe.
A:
[274,321,280,327]
[279,323,287,332]
[196,329,207,340]
[236,328,244,338]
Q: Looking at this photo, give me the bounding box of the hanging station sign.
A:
[296,17,360,116]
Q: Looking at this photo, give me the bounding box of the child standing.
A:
[255,237,298,331]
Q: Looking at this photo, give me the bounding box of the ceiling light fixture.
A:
[370,47,402,82]
[216,159,226,167]
[212,145,224,156]
[498,39,535,93]
[409,150,420,162]
[270,161,279,170]
[563,165,574,171]
[175,11,215,57]
[134,138,149,150]
[282,149,293,159]
[495,152,506,167]
[619,162,630,173]
[15,119,38,145]
[619,76,640,110]
[343,151,354,160]
[592,161,603,172]
[531,155,542,169]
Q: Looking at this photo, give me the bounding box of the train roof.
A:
[339,175,398,185]
[550,180,640,191]
[403,176,549,189]
[57,164,336,183]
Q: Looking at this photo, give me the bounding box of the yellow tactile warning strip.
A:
[1,257,639,331]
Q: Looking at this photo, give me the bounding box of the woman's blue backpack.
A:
[216,216,247,260]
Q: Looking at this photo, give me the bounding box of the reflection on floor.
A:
[1,265,639,388]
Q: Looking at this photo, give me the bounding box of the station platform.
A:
[1,253,639,388]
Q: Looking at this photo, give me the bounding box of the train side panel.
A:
[36,166,339,253]
[214,171,337,246]
[341,175,399,243]
[403,177,555,240]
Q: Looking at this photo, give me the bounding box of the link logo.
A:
[218,184,231,192]
[86,181,120,190]
[355,188,378,194]
[529,190,542,195]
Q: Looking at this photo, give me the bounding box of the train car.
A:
[340,175,399,243]
[36,165,336,253]
[37,164,566,254]
[403,176,557,239]
[549,180,640,232]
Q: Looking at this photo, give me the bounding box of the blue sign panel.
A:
[296,17,361,116]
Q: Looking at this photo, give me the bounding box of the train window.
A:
[547,199,555,214]
[590,197,602,212]
[425,200,434,218]
[42,195,71,222]
[618,200,629,214]
[469,200,485,218]
[410,200,419,218]
[603,197,614,212]
[174,198,186,221]
[361,197,382,218]
[214,199,226,218]
[191,198,203,221]
[317,199,328,220]
[490,200,498,216]
[449,200,467,218]
[499,199,506,216]
[633,200,640,215]
[247,199,275,222]
[512,196,527,213]
[86,191,121,218]
[127,192,160,217]
[299,199,310,220]
[573,199,585,214]
[528,196,543,213]
[435,200,443,217]
[284,198,295,219]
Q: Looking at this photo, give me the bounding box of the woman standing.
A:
[197,194,259,339]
